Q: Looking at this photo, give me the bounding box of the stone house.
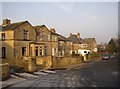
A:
[33,26,58,69]
[34,26,58,57]
[58,34,73,57]
[0,19,37,72]
[67,32,85,54]
[83,38,97,52]
[67,32,97,54]
[0,19,98,72]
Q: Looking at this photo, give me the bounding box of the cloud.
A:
[53,3,75,13]
[57,4,71,13]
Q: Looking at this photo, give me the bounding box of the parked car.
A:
[102,54,110,60]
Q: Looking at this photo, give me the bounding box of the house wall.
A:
[65,41,73,56]
[2,40,15,66]
[14,22,36,41]
[36,26,51,42]
[14,41,33,58]
[36,26,58,57]
[0,30,14,40]
[51,41,58,57]
[73,44,79,53]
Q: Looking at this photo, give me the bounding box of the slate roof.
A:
[34,25,45,34]
[34,25,71,42]
[1,21,27,31]
[67,34,83,44]
[34,25,58,35]
[83,38,96,43]
[58,34,71,42]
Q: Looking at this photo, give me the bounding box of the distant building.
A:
[83,38,97,52]
[67,33,97,54]
[57,34,73,57]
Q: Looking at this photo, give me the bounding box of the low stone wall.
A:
[15,56,36,72]
[0,63,10,81]
[36,56,52,69]
[36,56,83,70]
[51,57,83,69]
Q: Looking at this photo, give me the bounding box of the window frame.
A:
[2,47,6,58]
[22,47,26,56]
[35,47,38,56]
[2,33,5,40]
[23,30,28,40]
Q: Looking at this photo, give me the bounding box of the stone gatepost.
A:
[84,54,87,62]
[28,57,36,72]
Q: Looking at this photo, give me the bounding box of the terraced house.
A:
[57,34,73,57]
[1,19,97,73]
[68,32,97,54]
[33,26,58,69]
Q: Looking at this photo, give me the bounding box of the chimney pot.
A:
[70,33,72,37]
[77,32,80,38]
[50,28,56,33]
[3,19,11,25]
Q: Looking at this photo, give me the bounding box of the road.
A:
[4,55,119,88]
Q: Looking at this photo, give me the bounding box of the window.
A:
[42,34,46,41]
[39,33,43,41]
[31,47,32,56]
[40,49,43,56]
[59,50,64,57]
[84,51,87,53]
[44,46,47,56]
[2,47,6,58]
[59,50,63,57]
[40,46,43,56]
[47,35,50,41]
[2,33,5,40]
[55,37,57,41]
[52,48,54,56]
[22,47,26,56]
[23,30,28,40]
[35,47,38,56]
[80,44,84,48]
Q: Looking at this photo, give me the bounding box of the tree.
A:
[106,39,118,54]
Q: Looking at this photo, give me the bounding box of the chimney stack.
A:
[50,28,56,33]
[3,19,11,25]
[77,32,80,38]
[70,33,72,37]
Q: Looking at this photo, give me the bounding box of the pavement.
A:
[1,69,58,88]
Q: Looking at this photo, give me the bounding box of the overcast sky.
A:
[1,2,118,44]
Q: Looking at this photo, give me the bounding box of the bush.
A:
[72,51,80,57]
[90,52,102,58]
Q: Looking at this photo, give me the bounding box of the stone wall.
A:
[36,56,52,69]
[15,56,36,72]
[52,57,82,69]
[2,40,15,66]
[0,63,10,81]
[36,56,82,70]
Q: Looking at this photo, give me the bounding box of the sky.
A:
[1,1,118,44]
